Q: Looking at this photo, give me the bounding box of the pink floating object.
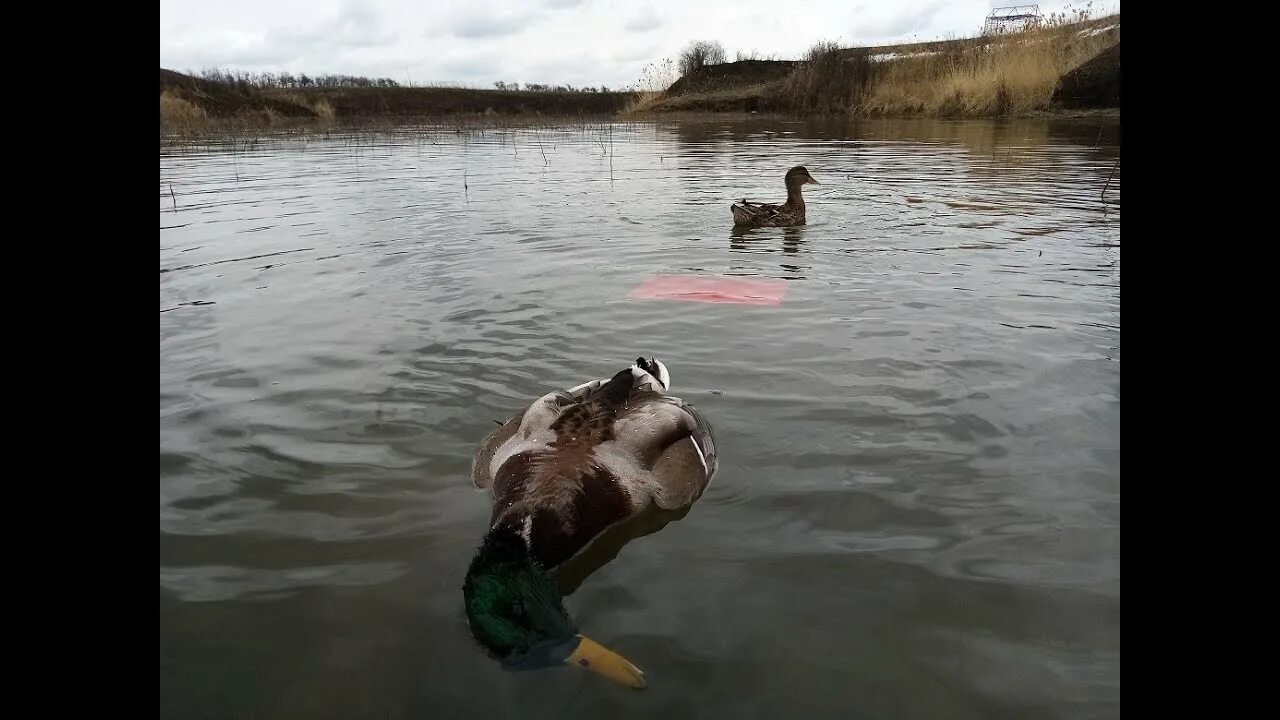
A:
[627,274,788,306]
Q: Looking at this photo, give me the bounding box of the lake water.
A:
[160,117,1120,719]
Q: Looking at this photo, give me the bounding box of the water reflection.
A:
[729,224,806,253]
[727,225,809,279]
[553,503,694,596]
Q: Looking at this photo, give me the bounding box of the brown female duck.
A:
[730,165,819,227]
[463,358,718,689]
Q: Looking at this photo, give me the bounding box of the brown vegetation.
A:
[159,67,636,135]
[857,14,1119,116]
[642,12,1119,117]
[665,60,795,96]
[159,90,208,128]
[781,41,874,115]
[678,40,728,77]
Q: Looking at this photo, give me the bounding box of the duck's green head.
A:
[462,525,647,689]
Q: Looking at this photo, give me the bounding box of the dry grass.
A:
[621,91,665,114]
[858,14,1119,116]
[311,97,336,120]
[761,11,1121,116]
[641,83,779,113]
[279,92,337,119]
[782,40,875,114]
[621,13,1117,116]
[276,91,337,120]
[159,90,208,128]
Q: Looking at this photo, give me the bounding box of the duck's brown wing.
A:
[647,398,718,509]
[731,200,793,226]
[471,373,615,489]
[471,409,525,489]
[474,364,717,512]
[731,200,773,222]
[608,390,719,511]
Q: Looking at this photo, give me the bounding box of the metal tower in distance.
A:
[983,5,1043,34]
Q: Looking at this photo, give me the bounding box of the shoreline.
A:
[161,15,1119,140]
[159,109,1120,148]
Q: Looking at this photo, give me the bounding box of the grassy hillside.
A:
[638,13,1120,117]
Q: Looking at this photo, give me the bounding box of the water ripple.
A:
[161,117,1119,719]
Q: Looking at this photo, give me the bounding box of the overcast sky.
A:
[159,0,1120,89]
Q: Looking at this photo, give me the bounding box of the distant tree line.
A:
[195,69,401,89]
[191,68,626,94]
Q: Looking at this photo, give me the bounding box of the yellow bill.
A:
[564,634,647,689]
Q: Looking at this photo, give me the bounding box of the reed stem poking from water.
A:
[537,134,548,165]
[169,182,177,209]
[1101,157,1118,200]
[464,170,469,201]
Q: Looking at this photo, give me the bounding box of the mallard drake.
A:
[730,165,819,227]
[463,357,718,689]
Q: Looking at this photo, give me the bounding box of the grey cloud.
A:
[451,12,543,39]
[440,55,505,79]
[624,7,662,32]
[214,1,395,67]
[851,0,950,38]
[543,0,587,7]
[266,26,391,52]
[612,44,659,63]
[525,53,593,76]
[517,52,618,86]
[162,0,395,74]
[166,41,299,71]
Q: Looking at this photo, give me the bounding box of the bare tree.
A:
[679,40,727,76]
